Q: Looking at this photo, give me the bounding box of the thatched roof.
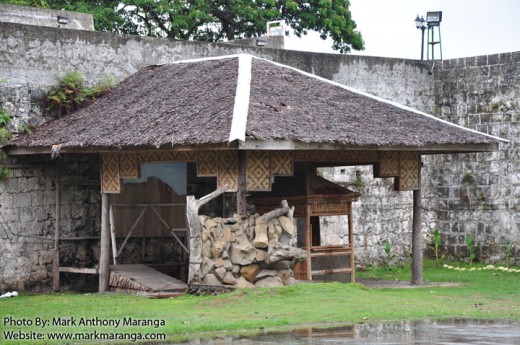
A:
[7,54,504,154]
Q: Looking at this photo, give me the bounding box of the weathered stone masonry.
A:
[0,154,100,291]
[0,18,518,290]
[422,53,520,261]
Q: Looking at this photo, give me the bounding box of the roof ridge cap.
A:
[228,54,252,142]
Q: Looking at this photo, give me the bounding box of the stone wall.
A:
[421,53,520,263]
[0,154,100,291]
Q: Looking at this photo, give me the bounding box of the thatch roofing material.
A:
[7,54,504,153]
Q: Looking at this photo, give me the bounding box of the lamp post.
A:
[414,15,426,61]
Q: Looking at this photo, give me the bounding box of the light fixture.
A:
[426,11,442,27]
[256,39,267,47]
[414,15,426,61]
[415,15,425,30]
[57,15,69,25]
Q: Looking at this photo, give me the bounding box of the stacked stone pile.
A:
[197,212,306,288]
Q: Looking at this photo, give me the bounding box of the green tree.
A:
[2,0,364,53]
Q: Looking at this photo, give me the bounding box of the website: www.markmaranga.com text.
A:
[3,330,166,342]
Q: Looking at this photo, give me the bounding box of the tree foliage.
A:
[1,0,364,53]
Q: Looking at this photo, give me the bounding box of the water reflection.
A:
[176,319,520,345]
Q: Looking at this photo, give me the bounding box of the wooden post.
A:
[186,186,229,284]
[52,250,60,292]
[109,206,117,265]
[305,204,312,280]
[236,151,247,215]
[99,193,111,292]
[348,206,355,283]
[411,160,423,285]
[53,166,61,292]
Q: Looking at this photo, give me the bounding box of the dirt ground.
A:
[358,279,462,289]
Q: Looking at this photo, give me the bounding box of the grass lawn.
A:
[1,260,519,344]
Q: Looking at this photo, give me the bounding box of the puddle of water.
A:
[171,319,520,345]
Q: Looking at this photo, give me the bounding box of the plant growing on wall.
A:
[383,239,396,269]
[0,98,12,181]
[466,234,476,265]
[429,228,445,268]
[43,71,117,118]
[350,169,365,190]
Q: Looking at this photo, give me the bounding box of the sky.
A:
[284,0,520,60]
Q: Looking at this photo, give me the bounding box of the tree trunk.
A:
[186,186,229,284]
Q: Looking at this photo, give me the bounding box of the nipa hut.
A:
[6,54,505,292]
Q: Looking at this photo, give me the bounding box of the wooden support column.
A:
[99,193,111,292]
[53,166,61,292]
[411,159,423,285]
[305,204,312,280]
[348,208,355,283]
[236,151,247,215]
[109,206,117,265]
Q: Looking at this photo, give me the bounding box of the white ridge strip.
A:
[228,54,252,142]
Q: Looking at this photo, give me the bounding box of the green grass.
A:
[1,261,519,344]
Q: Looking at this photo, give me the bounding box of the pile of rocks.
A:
[196,211,306,288]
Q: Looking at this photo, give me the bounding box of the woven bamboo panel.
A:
[246,151,271,191]
[119,153,139,178]
[218,151,238,191]
[196,151,218,177]
[270,151,293,176]
[398,152,420,191]
[378,152,400,177]
[140,151,196,163]
[294,150,378,163]
[101,153,121,193]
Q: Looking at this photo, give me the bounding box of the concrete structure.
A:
[0,7,518,291]
[0,4,94,31]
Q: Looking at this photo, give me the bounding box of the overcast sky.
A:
[285,0,520,60]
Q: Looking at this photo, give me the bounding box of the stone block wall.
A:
[421,53,520,263]
[0,154,100,291]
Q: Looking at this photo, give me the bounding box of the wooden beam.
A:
[99,193,111,292]
[59,267,99,274]
[237,140,501,153]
